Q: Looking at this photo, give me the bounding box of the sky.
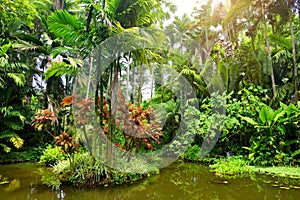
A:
[171,0,229,17]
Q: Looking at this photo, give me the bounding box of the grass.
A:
[249,166,300,179]
[209,156,300,180]
[209,156,254,178]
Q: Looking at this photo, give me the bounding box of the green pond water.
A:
[0,162,299,200]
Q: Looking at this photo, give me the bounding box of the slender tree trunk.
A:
[126,57,130,101]
[86,54,93,99]
[150,66,154,107]
[137,65,143,107]
[290,17,298,102]
[53,0,65,10]
[261,1,276,97]
[251,35,255,51]
[161,67,164,102]
[132,63,136,104]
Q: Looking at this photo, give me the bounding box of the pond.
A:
[0,162,299,200]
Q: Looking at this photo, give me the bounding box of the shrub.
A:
[209,156,254,178]
[39,145,66,165]
[183,145,201,162]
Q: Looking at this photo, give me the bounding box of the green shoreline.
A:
[249,166,300,179]
[209,157,300,180]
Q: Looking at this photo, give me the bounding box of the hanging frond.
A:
[0,43,11,57]
[0,130,23,151]
[269,34,292,51]
[12,40,46,52]
[273,49,292,63]
[0,106,23,119]
[0,130,16,140]
[3,120,24,131]
[223,0,252,26]
[0,144,11,153]
[7,73,26,87]
[10,136,24,149]
[45,61,79,80]
[48,10,85,45]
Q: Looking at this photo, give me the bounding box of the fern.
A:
[0,106,25,152]
[7,73,26,87]
[3,120,24,131]
[0,43,11,57]
[10,136,24,149]
[0,144,11,153]
[0,130,16,140]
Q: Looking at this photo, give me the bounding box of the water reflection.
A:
[0,162,299,200]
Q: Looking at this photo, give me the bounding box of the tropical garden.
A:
[0,0,299,198]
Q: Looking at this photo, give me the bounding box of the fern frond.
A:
[0,106,22,117]
[3,120,24,131]
[0,143,11,153]
[0,43,12,57]
[0,130,16,140]
[10,136,24,149]
[7,73,26,87]
[273,49,292,63]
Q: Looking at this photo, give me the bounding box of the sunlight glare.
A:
[172,0,230,17]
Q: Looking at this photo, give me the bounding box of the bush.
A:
[183,145,201,162]
[40,151,159,188]
[209,156,254,178]
[39,145,66,165]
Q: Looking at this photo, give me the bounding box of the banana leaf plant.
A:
[240,102,300,165]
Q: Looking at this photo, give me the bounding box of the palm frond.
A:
[269,34,292,51]
[45,61,79,80]
[223,0,252,26]
[12,40,46,53]
[48,10,85,45]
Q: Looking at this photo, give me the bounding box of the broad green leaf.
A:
[291,149,300,157]
[259,105,274,124]
[240,116,257,126]
[273,109,286,123]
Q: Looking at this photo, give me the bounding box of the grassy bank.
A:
[209,156,300,180]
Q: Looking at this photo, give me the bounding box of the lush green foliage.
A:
[209,156,254,178]
[40,149,158,189]
[1,0,300,190]
[39,145,66,166]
